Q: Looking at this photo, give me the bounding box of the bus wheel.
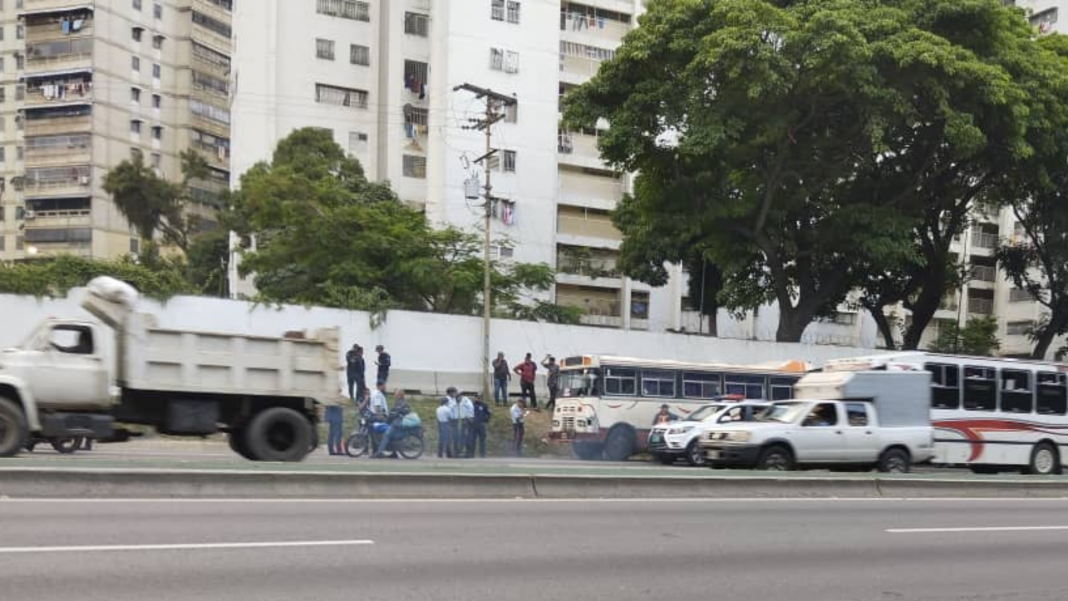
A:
[603,427,636,462]
[572,442,602,461]
[1028,442,1061,476]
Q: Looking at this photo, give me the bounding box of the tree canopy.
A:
[564,0,1068,342]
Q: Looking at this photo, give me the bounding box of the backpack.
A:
[401,411,422,428]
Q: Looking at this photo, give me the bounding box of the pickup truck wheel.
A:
[51,438,79,454]
[757,445,794,471]
[227,429,256,461]
[246,408,313,462]
[1028,442,1061,475]
[685,440,706,467]
[877,448,911,474]
[603,427,637,462]
[0,398,28,458]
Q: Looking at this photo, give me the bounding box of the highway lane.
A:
[2,498,1068,601]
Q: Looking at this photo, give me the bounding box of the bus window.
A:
[641,369,677,398]
[1000,369,1033,413]
[769,377,796,401]
[1037,372,1067,415]
[926,363,961,410]
[604,367,637,396]
[682,372,722,399]
[963,366,996,411]
[725,374,766,399]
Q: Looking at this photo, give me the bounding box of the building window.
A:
[15,146,22,161]
[190,99,231,124]
[15,22,22,39]
[14,53,22,70]
[130,147,143,160]
[0,87,5,103]
[0,147,6,163]
[150,152,161,168]
[489,47,519,73]
[350,44,370,66]
[152,64,161,79]
[14,84,22,101]
[316,38,335,60]
[132,27,142,42]
[152,94,161,109]
[560,40,617,62]
[1007,321,1033,336]
[193,71,229,96]
[504,102,518,123]
[507,1,521,23]
[402,155,426,178]
[152,126,162,141]
[348,131,368,154]
[317,0,370,22]
[132,56,140,72]
[404,60,428,94]
[192,11,232,37]
[130,120,142,134]
[153,3,162,18]
[131,87,141,103]
[491,0,504,21]
[152,35,164,50]
[404,12,429,36]
[315,83,368,109]
[1009,288,1034,303]
[502,149,516,172]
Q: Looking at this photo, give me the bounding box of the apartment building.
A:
[0,0,233,261]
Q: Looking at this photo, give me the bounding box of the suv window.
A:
[802,403,838,427]
[845,403,869,427]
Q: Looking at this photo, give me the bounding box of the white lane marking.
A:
[888,526,1068,534]
[0,539,374,554]
[5,497,1068,504]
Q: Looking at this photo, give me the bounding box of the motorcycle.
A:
[345,409,424,459]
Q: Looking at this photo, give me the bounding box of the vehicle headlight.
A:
[667,425,694,435]
[725,432,752,443]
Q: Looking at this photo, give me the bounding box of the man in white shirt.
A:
[435,398,453,459]
[510,399,527,457]
[458,394,475,458]
[444,387,461,458]
[370,383,389,416]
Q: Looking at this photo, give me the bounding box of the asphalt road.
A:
[2,498,1067,600]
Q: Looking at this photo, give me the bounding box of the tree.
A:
[565,0,1068,342]
[0,255,195,300]
[928,317,1000,357]
[102,150,212,252]
[228,128,572,321]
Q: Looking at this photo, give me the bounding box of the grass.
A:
[321,396,566,458]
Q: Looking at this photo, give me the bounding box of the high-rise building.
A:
[0,0,233,261]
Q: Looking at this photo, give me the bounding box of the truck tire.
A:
[572,441,602,461]
[603,426,636,462]
[757,445,794,471]
[685,440,706,467]
[51,438,79,454]
[0,398,28,458]
[227,429,257,461]
[245,408,313,462]
[877,448,911,473]
[1027,442,1061,475]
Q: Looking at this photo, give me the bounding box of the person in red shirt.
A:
[513,353,539,410]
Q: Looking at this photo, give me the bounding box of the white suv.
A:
[648,401,771,466]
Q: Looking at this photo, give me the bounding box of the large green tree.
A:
[928,317,1001,357]
[228,128,571,321]
[564,0,1068,342]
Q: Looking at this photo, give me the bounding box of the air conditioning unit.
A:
[23,210,36,220]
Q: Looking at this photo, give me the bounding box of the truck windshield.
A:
[560,369,601,398]
[756,402,807,423]
[687,404,727,422]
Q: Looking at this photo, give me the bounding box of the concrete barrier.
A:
[5,467,1068,499]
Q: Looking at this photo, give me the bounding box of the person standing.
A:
[542,355,560,412]
[652,404,680,425]
[436,398,452,459]
[345,344,364,401]
[458,393,475,457]
[510,399,528,457]
[492,352,510,407]
[513,353,538,410]
[325,404,344,455]
[471,393,492,458]
[442,387,461,458]
[375,345,392,386]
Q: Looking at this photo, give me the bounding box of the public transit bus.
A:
[550,355,808,461]
[825,352,1068,475]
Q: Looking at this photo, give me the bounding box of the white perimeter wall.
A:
[0,291,885,396]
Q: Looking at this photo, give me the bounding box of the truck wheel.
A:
[757,445,794,471]
[603,427,636,462]
[0,398,28,458]
[571,441,601,461]
[877,448,911,474]
[51,438,79,454]
[1028,442,1061,475]
[685,440,706,467]
[227,429,256,461]
[245,408,313,462]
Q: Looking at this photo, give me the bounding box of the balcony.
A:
[970,264,998,283]
[19,165,92,198]
[25,80,93,108]
[970,231,999,250]
[560,11,630,43]
[21,0,93,13]
[191,19,232,54]
[26,19,93,40]
[191,113,230,139]
[26,38,93,72]
[559,168,623,206]
[967,297,994,315]
[24,145,91,167]
[24,114,92,136]
[559,54,603,82]
[557,213,621,241]
[23,210,90,228]
[558,130,606,168]
[191,139,230,170]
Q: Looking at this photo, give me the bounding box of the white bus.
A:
[825,352,1068,475]
[550,355,808,461]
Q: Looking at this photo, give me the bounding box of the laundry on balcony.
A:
[491,199,517,226]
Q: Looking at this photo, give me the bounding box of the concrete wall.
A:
[0,290,885,396]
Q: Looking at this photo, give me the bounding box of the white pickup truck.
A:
[699,371,935,472]
[0,277,344,461]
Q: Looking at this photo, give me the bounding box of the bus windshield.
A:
[755,402,807,424]
[560,369,601,398]
[686,404,728,422]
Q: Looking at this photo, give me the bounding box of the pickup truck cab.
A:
[699,371,935,472]
[648,399,770,466]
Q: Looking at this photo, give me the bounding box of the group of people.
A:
[435,388,533,458]
[491,352,561,412]
[324,343,393,456]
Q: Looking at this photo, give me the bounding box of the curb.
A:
[3,468,1068,499]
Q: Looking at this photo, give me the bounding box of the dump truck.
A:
[0,277,343,461]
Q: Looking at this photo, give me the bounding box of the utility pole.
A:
[453,83,516,400]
